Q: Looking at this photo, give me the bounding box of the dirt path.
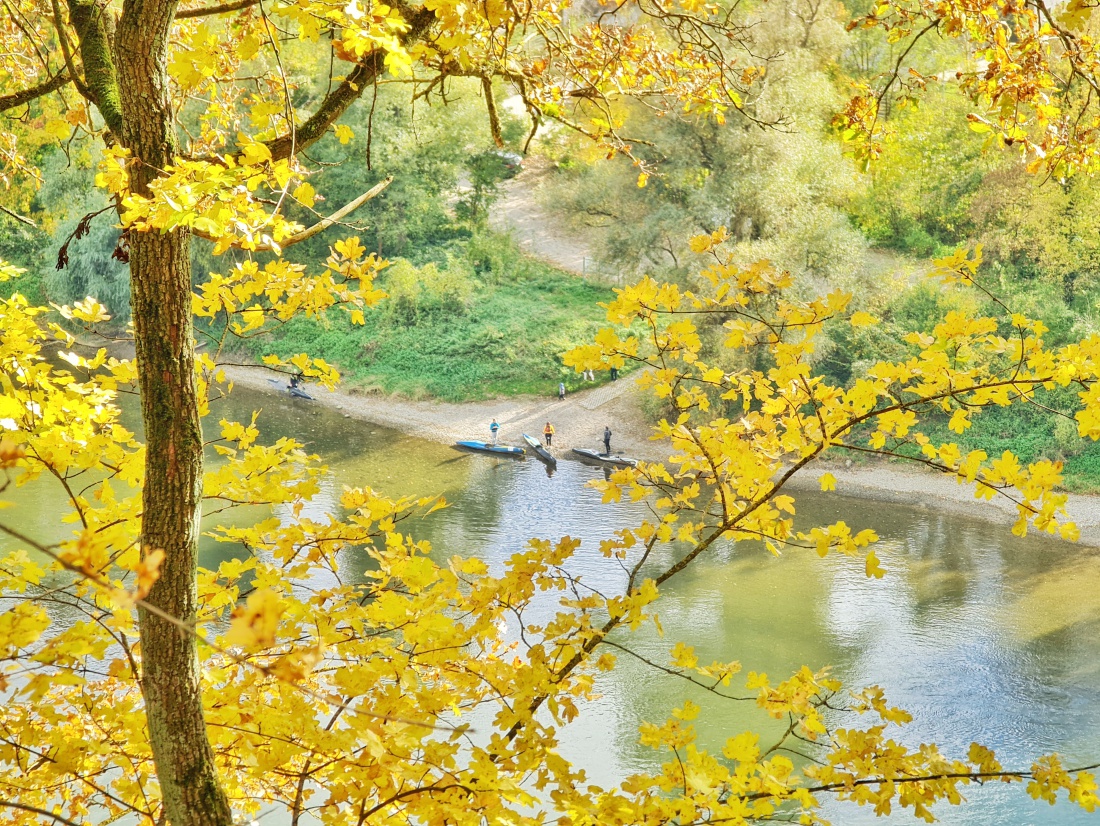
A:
[489,157,602,278]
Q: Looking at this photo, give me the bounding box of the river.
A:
[5,385,1100,824]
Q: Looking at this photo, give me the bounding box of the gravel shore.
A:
[228,365,1100,549]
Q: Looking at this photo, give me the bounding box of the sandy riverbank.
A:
[226,365,1100,548]
[224,365,658,457]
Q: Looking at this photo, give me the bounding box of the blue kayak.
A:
[454,440,525,458]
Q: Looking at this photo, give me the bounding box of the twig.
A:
[190,177,392,251]
[0,204,36,228]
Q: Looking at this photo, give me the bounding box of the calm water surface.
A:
[7,386,1100,824]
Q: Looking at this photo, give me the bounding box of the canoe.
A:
[454,440,525,458]
[571,447,637,467]
[522,434,557,469]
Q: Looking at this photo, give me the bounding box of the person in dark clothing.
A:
[610,366,618,381]
[603,426,612,455]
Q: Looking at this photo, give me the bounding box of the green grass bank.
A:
[243,236,619,402]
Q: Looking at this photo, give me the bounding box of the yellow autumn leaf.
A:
[949,408,971,434]
[865,549,886,578]
[224,588,284,650]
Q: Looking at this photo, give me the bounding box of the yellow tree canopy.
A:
[4,236,1100,823]
[838,0,1100,174]
[0,0,763,201]
[2,0,1100,822]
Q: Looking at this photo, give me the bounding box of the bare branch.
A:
[281,176,392,245]
[190,176,393,250]
[0,204,36,228]
[174,0,258,18]
[0,800,83,826]
[0,71,72,113]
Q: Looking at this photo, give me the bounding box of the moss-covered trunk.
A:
[113,0,233,822]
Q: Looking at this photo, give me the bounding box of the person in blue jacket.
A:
[490,419,500,445]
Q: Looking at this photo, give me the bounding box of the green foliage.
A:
[0,216,45,304]
[970,166,1100,302]
[455,151,519,227]
[247,236,616,400]
[383,255,475,324]
[848,87,995,254]
[465,230,550,284]
[31,149,131,320]
[539,9,870,288]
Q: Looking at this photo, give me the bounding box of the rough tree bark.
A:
[59,0,436,820]
[114,0,234,821]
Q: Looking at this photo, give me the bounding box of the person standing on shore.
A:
[543,421,555,447]
[603,426,612,455]
[558,382,566,401]
[490,419,500,445]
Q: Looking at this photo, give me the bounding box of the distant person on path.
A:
[558,382,566,400]
[610,366,619,381]
[583,368,594,381]
[603,426,612,456]
[490,419,500,445]
[543,421,555,447]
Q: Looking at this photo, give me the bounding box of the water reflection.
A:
[5,387,1100,825]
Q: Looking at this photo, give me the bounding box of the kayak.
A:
[571,447,637,468]
[522,434,557,469]
[454,440,525,458]
[268,377,316,400]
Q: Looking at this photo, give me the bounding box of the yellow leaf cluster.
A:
[3,228,1100,825]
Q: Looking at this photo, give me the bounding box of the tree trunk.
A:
[114,0,233,823]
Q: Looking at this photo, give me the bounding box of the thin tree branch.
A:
[175,0,258,18]
[190,176,392,250]
[0,799,83,826]
[0,204,36,227]
[0,71,73,113]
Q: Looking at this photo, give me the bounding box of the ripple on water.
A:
[10,390,1100,825]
